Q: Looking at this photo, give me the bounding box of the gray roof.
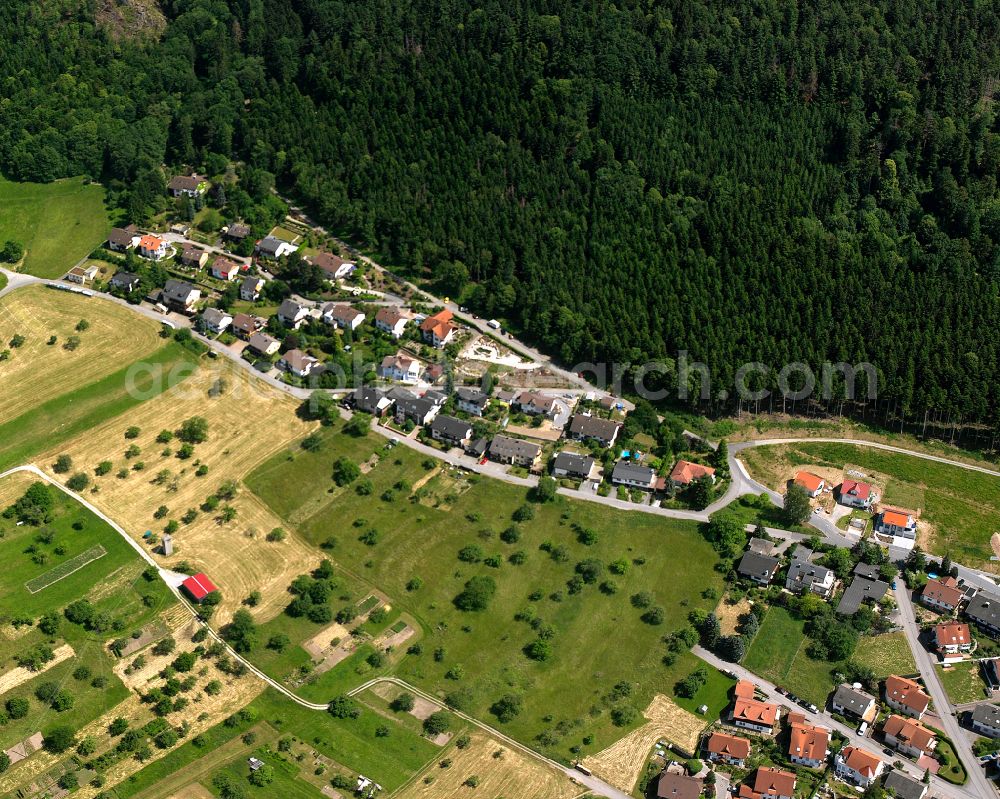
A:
[836,576,889,615]
[278,298,307,319]
[737,551,780,581]
[489,434,541,461]
[611,460,654,485]
[247,332,277,352]
[431,415,472,440]
[256,235,285,256]
[467,437,488,456]
[351,387,389,414]
[241,275,262,291]
[396,395,436,421]
[163,279,198,303]
[108,226,136,246]
[455,386,489,407]
[202,308,230,326]
[970,703,1000,728]
[552,451,595,477]
[424,390,448,405]
[792,546,814,561]
[966,593,1000,630]
[832,684,875,715]
[786,558,831,587]
[568,414,621,441]
[854,562,882,580]
[748,538,776,556]
[110,271,141,288]
[882,771,927,799]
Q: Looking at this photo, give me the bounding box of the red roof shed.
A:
[182,572,218,602]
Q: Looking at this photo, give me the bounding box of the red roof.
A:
[182,572,218,601]
[139,234,164,251]
[881,510,911,528]
[885,675,930,714]
[921,577,964,609]
[935,620,972,648]
[840,479,872,500]
[669,460,716,485]
[706,732,751,760]
[794,471,824,492]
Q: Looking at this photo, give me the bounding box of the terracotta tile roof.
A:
[883,714,936,754]
[139,234,163,250]
[751,767,796,797]
[935,620,972,648]
[922,577,963,607]
[420,310,457,340]
[669,460,716,485]
[788,714,829,762]
[734,680,756,699]
[733,697,778,727]
[794,471,824,492]
[705,732,751,760]
[840,746,882,777]
[881,510,911,527]
[840,479,872,500]
[885,675,930,714]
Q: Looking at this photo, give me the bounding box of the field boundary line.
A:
[24,543,107,593]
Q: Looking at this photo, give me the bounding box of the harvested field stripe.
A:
[25,544,107,593]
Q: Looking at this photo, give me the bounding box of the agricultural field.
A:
[0,176,110,278]
[38,361,319,623]
[939,661,990,705]
[0,286,164,423]
[244,424,726,763]
[740,442,1000,566]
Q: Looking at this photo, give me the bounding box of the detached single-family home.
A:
[379,354,422,382]
[167,174,209,198]
[793,471,825,497]
[731,694,780,735]
[375,307,408,338]
[240,276,265,302]
[876,510,917,540]
[310,251,355,280]
[455,386,490,416]
[200,308,232,334]
[965,592,1000,637]
[836,568,889,615]
[883,772,928,799]
[552,452,596,480]
[787,713,829,768]
[66,265,99,284]
[514,391,557,417]
[161,279,201,313]
[394,393,440,426]
[232,313,263,340]
[489,435,541,469]
[107,224,138,252]
[969,704,1000,738]
[884,675,930,719]
[430,415,472,447]
[935,620,973,656]
[278,349,319,378]
[837,479,874,508]
[831,684,877,722]
[737,551,780,586]
[737,767,796,799]
[109,271,141,293]
[348,387,393,417]
[419,309,458,348]
[834,747,883,788]
[247,332,280,357]
[323,303,365,330]
[566,414,622,448]
[138,234,169,260]
[225,222,251,243]
[704,732,750,768]
[256,235,297,260]
[882,715,937,758]
[211,257,242,281]
[785,548,834,597]
[611,460,658,491]
[277,298,310,329]
[655,772,702,799]
[668,460,717,490]
[179,245,208,269]
[921,576,965,614]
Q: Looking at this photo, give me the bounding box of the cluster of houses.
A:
[914,574,1000,663]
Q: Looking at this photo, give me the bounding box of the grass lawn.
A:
[851,632,917,677]
[743,607,838,704]
[741,443,1000,565]
[244,427,726,763]
[0,176,109,278]
[708,493,809,533]
[939,661,989,705]
[0,272,7,292]
[205,744,323,799]
[672,665,737,719]
[933,735,969,784]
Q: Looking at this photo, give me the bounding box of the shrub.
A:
[66,473,90,492]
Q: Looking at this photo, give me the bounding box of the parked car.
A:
[857,721,869,736]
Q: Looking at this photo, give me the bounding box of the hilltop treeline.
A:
[2,0,999,431]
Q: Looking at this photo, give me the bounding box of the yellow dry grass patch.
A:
[581,695,703,793]
[396,731,580,799]
[0,643,73,695]
[0,471,41,507]
[0,285,162,423]
[715,597,752,637]
[38,362,320,623]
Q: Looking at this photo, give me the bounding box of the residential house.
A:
[495,388,519,404]
[611,460,658,491]
[225,223,251,243]
[247,332,280,357]
[566,414,622,448]
[240,276,265,302]
[882,715,936,758]
[921,576,965,614]
[323,303,365,330]
[167,174,208,198]
[668,460,717,491]
[179,245,208,269]
[876,509,917,540]
[837,479,875,508]
[161,280,201,313]
[232,313,263,340]
[965,592,1000,637]
[703,732,751,767]
[211,257,242,281]
[256,235,297,260]
[200,308,233,335]
[552,452,596,480]
[834,747,883,788]
[107,224,138,252]
[785,548,835,597]
[836,566,889,615]
[882,771,928,799]
[737,551,780,587]
[138,234,169,260]
[935,620,973,657]
[884,675,930,719]
[488,435,541,469]
[787,713,829,768]
[277,349,319,378]
[375,307,408,338]
[455,386,490,416]
[969,704,1000,738]
[109,271,141,293]
[379,353,422,382]
[310,251,355,280]
[737,767,796,799]
[514,391,557,417]
[430,415,473,447]
[730,683,780,735]
[277,299,310,329]
[466,437,489,459]
[394,394,440,427]
[348,387,393,418]
[831,684,877,722]
[655,772,702,799]
[419,309,458,348]
[66,265,99,284]
[793,471,825,497]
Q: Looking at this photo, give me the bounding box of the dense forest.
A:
[2,0,1000,433]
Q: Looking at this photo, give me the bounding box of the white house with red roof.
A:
[884,675,930,719]
[935,620,973,658]
[138,234,169,260]
[837,479,874,508]
[793,471,825,497]
[834,746,883,788]
[876,509,917,541]
[668,460,716,491]
[921,576,965,614]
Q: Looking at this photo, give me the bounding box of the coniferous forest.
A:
[2,0,1000,433]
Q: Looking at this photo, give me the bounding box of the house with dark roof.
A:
[180,245,208,269]
[655,771,702,799]
[232,313,263,340]
[167,174,209,197]
[430,415,472,447]
[347,387,393,417]
[737,551,780,586]
[969,703,1000,738]
[161,279,201,313]
[309,251,355,280]
[831,684,877,722]
[611,460,657,491]
[785,548,834,597]
[247,331,280,357]
[200,308,233,335]
[240,276,265,302]
[552,452,596,480]
[455,386,489,416]
[394,394,440,426]
[256,235,297,259]
[109,271,142,293]
[488,435,541,468]
[836,570,889,615]
[107,224,138,251]
[965,592,1000,637]
[225,222,251,242]
[323,303,365,330]
[566,414,622,448]
[277,298,310,329]
[883,771,928,799]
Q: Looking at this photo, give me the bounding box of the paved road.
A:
[893,584,996,798]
